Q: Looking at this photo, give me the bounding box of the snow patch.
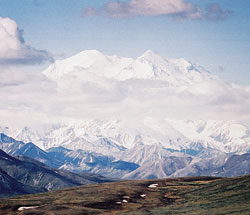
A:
[18,206,39,211]
[148,183,158,188]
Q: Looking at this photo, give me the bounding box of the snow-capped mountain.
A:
[43,50,133,80]
[9,119,250,155]
[1,130,250,179]
[115,50,216,86]
[0,148,112,197]
[1,49,250,179]
[0,133,62,168]
[46,146,139,178]
[43,49,219,89]
[0,134,140,178]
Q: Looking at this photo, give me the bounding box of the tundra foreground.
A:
[0,175,250,215]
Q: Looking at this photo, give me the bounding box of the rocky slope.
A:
[0,149,113,197]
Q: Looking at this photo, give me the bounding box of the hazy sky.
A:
[0,0,250,128]
[0,0,249,84]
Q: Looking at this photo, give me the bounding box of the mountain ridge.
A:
[43,49,217,86]
[0,148,113,197]
[1,132,250,180]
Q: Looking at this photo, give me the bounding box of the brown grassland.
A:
[0,175,250,215]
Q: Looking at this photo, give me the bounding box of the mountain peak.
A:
[141,49,158,56]
[43,49,214,85]
[43,49,133,80]
[138,50,165,61]
[73,49,104,58]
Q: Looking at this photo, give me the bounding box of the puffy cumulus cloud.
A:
[205,3,233,21]
[82,0,202,19]
[0,65,58,128]
[0,17,53,65]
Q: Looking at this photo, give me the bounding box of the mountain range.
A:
[0,147,113,197]
[43,49,217,85]
[1,50,250,181]
[0,131,249,181]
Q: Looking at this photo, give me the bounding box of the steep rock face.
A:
[0,149,112,196]
[47,147,139,178]
[0,134,140,180]
[0,168,45,197]
[119,144,173,165]
[219,153,250,177]
[0,133,25,155]
[0,133,62,168]
[123,155,193,179]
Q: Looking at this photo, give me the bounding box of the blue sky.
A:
[0,0,249,84]
[0,0,250,127]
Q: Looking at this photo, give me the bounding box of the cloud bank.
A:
[0,17,53,65]
[1,50,250,129]
[82,0,232,21]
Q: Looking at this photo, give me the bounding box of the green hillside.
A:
[0,175,250,215]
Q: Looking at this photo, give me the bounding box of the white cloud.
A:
[1,68,250,129]
[0,52,250,128]
[82,0,233,21]
[0,17,53,65]
[82,0,202,19]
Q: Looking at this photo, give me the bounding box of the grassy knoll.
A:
[0,175,249,215]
